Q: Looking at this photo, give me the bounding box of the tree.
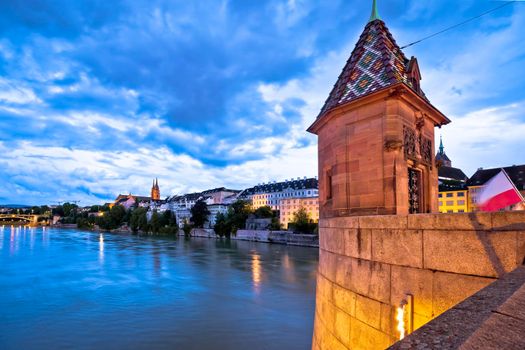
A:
[214,212,231,238]
[289,207,316,234]
[226,200,253,234]
[182,220,193,237]
[254,206,273,219]
[130,207,147,233]
[150,211,160,234]
[190,200,210,228]
[109,205,126,225]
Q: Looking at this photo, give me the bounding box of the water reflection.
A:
[251,252,262,293]
[99,233,104,264]
[0,228,318,350]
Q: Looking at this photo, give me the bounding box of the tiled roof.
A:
[318,19,425,119]
[467,165,525,190]
[436,152,451,163]
[438,166,468,182]
[240,178,318,197]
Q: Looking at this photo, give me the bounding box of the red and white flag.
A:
[478,170,524,212]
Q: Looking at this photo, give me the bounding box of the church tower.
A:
[308,1,450,216]
[151,178,160,201]
[435,136,452,167]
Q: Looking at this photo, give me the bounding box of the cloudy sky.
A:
[1,0,524,205]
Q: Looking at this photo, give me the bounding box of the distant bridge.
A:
[0,214,50,226]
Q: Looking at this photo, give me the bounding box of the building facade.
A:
[436,137,469,213]
[166,187,240,227]
[279,196,319,229]
[239,177,318,211]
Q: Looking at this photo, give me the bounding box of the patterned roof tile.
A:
[318,19,426,119]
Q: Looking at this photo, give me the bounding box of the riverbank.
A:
[51,224,319,248]
[188,228,319,248]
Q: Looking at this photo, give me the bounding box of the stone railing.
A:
[312,211,525,350]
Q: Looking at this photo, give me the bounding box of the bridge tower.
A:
[307,1,450,217]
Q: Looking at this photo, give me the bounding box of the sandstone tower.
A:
[307,1,450,216]
[151,178,160,201]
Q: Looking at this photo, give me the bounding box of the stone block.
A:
[344,258,391,304]
[491,211,525,231]
[344,228,372,260]
[413,312,432,332]
[460,313,525,350]
[316,274,333,303]
[317,299,337,331]
[518,232,525,266]
[322,228,345,255]
[423,230,518,277]
[349,317,394,350]
[355,294,382,329]
[359,215,408,229]
[380,302,394,335]
[334,255,352,288]
[332,283,357,317]
[432,271,494,316]
[314,316,349,350]
[333,308,351,346]
[390,265,433,319]
[408,212,492,230]
[496,284,525,322]
[318,250,337,282]
[371,229,423,268]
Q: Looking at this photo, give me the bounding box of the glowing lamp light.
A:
[396,305,406,340]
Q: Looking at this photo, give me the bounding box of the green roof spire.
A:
[439,135,444,154]
[369,0,381,22]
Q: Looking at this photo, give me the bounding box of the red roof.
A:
[317,19,426,119]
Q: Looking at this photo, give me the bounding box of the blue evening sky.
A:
[1,0,524,205]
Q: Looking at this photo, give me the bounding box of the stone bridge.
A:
[0,214,50,226]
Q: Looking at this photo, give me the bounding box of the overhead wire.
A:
[400,1,518,49]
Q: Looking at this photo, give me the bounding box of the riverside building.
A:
[436,137,469,213]
[239,177,318,211]
[279,196,319,229]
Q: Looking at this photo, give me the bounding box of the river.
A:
[0,226,318,350]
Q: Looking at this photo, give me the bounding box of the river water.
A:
[0,226,318,350]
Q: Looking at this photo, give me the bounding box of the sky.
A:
[1,0,524,205]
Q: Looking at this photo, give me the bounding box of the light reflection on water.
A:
[0,228,318,350]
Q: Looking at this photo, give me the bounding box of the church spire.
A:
[369,0,381,22]
[439,135,444,154]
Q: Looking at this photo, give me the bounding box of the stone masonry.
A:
[311,212,525,350]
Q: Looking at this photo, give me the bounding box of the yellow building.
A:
[438,189,468,213]
[280,197,319,229]
[436,137,469,213]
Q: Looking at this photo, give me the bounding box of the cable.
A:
[401,1,517,49]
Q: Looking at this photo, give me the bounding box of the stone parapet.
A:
[313,211,525,350]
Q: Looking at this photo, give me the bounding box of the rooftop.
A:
[467,164,525,190]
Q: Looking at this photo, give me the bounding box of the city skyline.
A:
[1,1,525,205]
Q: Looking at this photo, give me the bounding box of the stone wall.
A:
[186,229,319,248]
[312,211,525,350]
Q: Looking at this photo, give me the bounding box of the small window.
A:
[457,192,465,197]
[458,210,465,213]
[439,201,443,206]
[447,210,453,213]
[446,193,454,198]
[438,194,443,198]
[446,201,454,206]
[326,170,333,200]
[457,200,466,206]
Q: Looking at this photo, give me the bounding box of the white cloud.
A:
[437,102,525,176]
[0,78,41,104]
